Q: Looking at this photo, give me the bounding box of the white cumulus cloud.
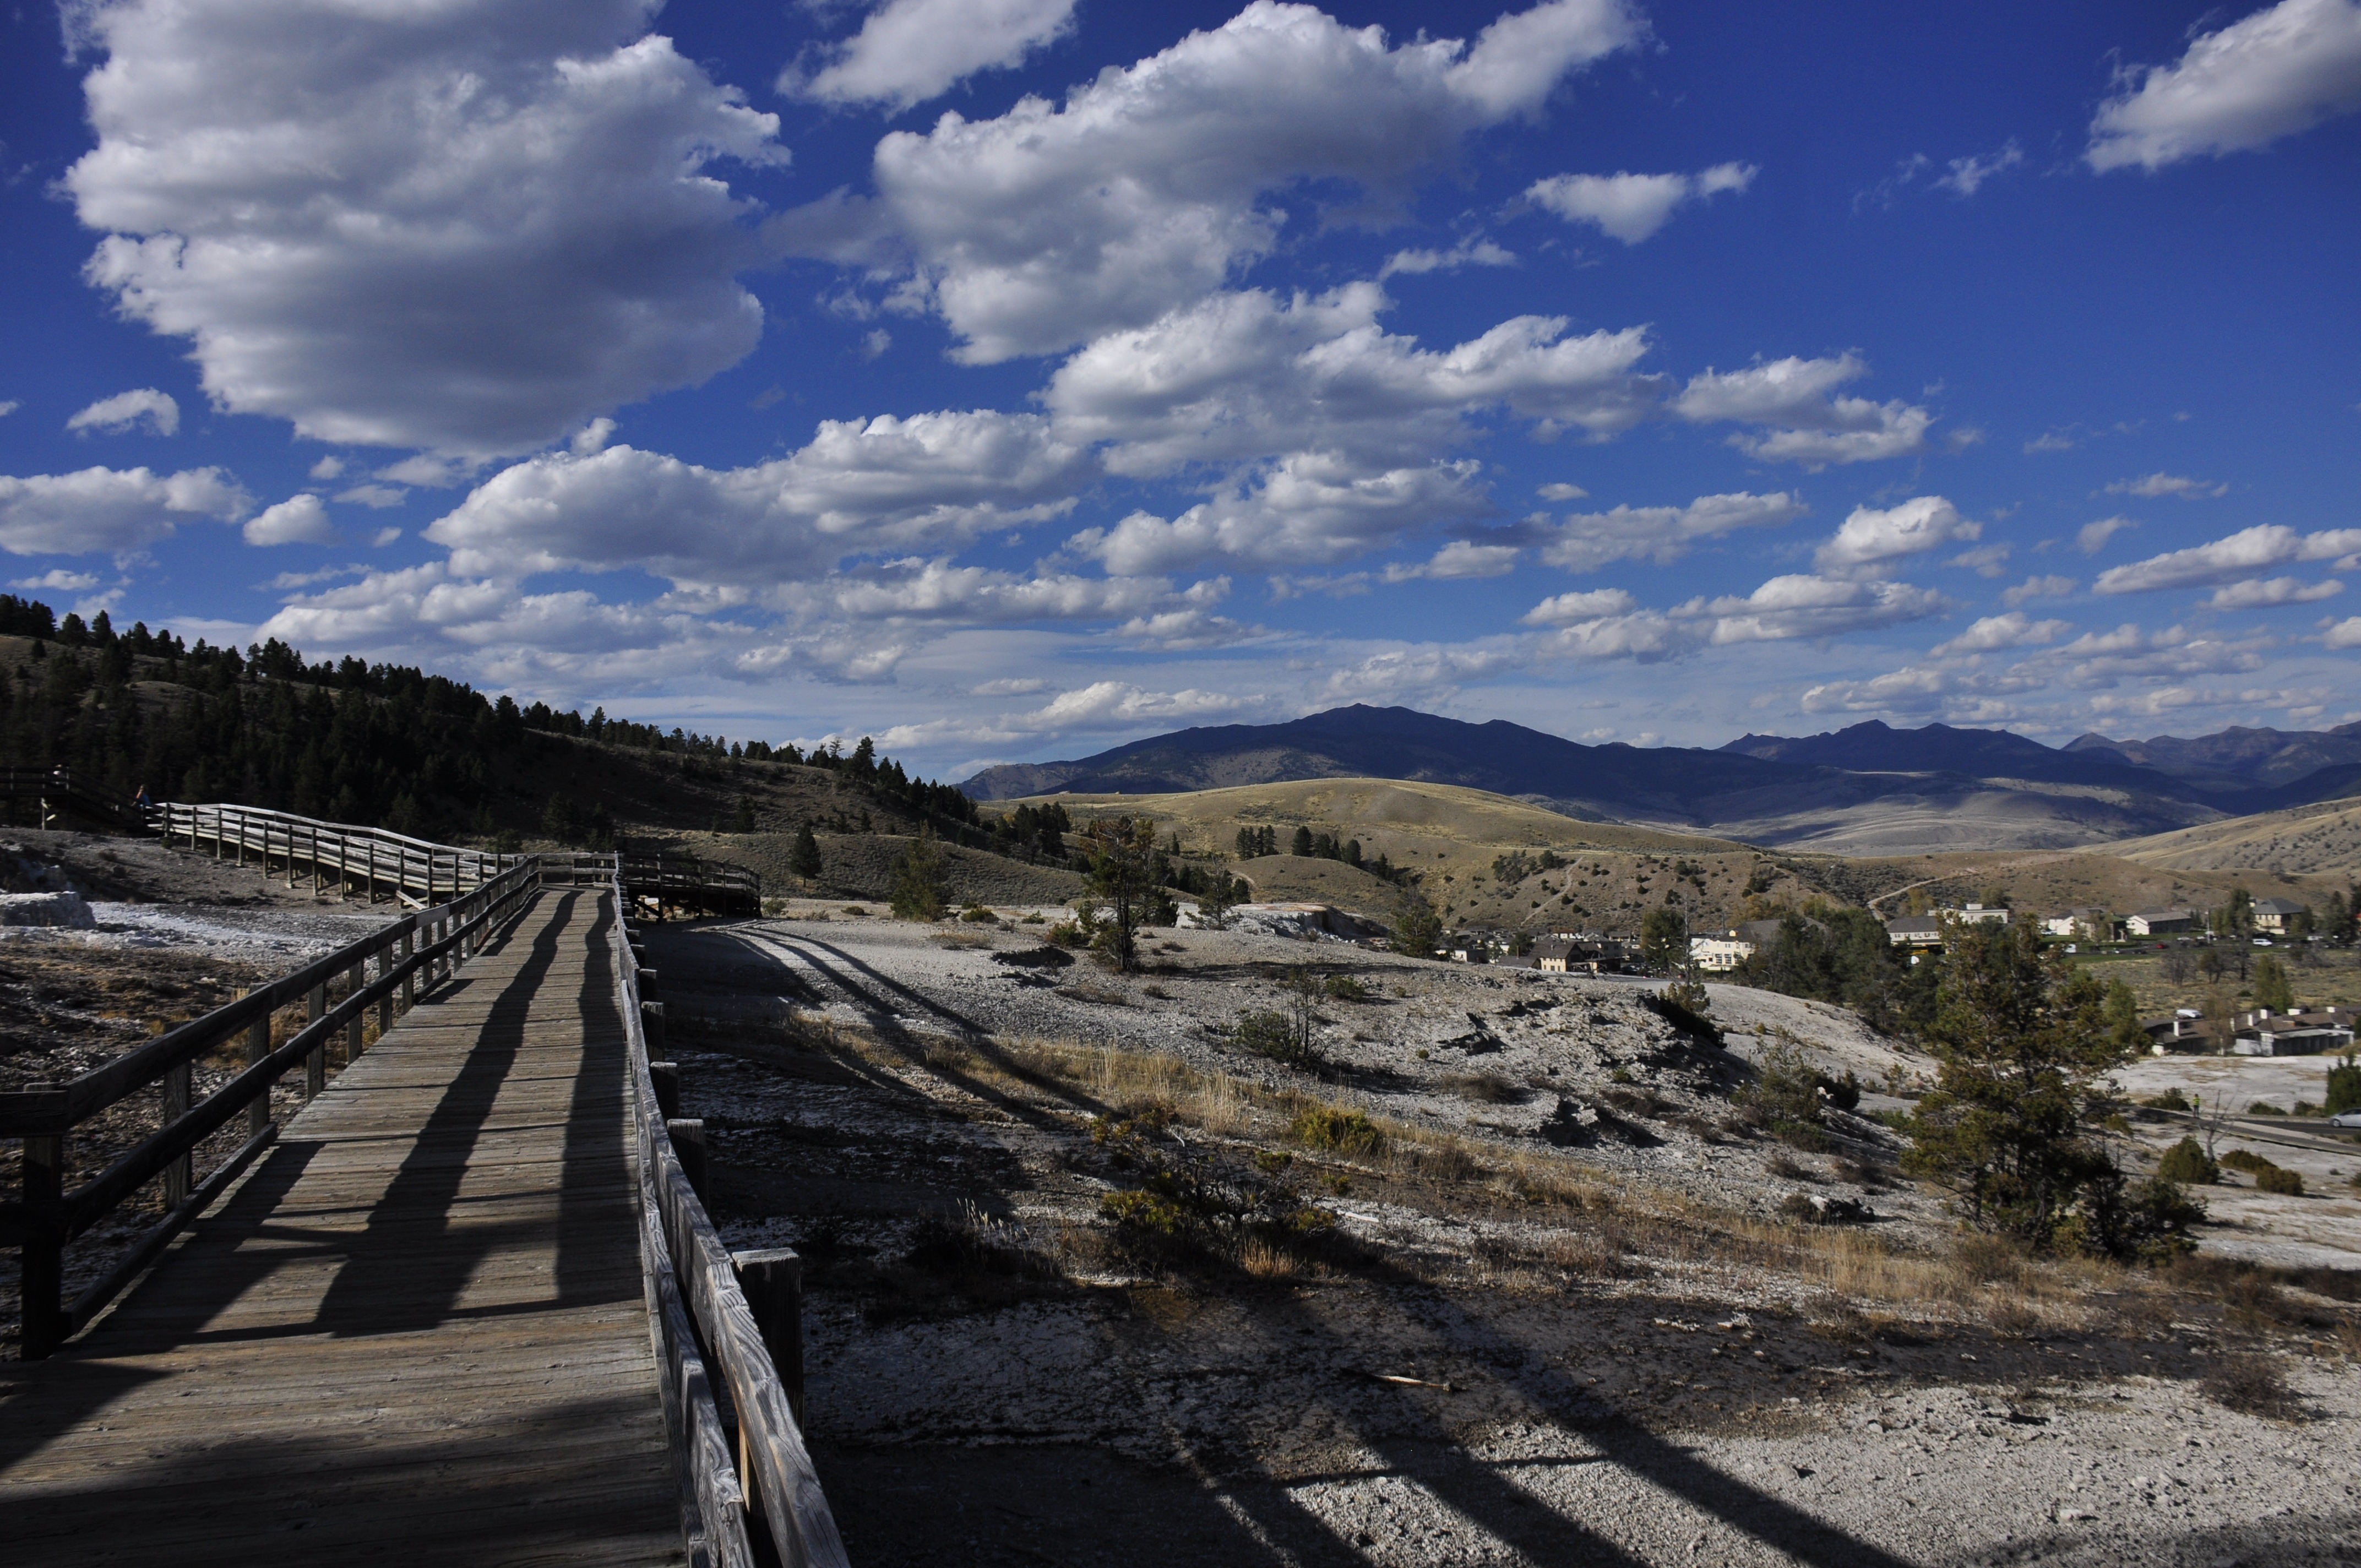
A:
[787,0,1079,110]
[66,0,788,458]
[2323,616,2361,650]
[243,493,339,546]
[1385,541,1521,582]
[1813,496,1980,578]
[0,465,249,555]
[2107,472,2228,499]
[425,412,1092,585]
[2088,0,2361,171]
[2095,524,2361,594]
[1932,612,2070,656]
[1673,355,1932,468]
[1070,454,1484,575]
[1521,586,1636,625]
[1531,491,1808,572]
[1044,284,1663,474]
[773,0,1646,362]
[66,387,179,437]
[2207,575,2343,608]
[1524,161,1755,243]
[2002,574,2077,607]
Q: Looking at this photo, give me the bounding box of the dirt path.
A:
[645,917,2361,1568]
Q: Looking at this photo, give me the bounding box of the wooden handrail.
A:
[6,858,542,1355]
[611,881,846,1567]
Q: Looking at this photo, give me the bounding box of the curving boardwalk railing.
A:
[617,889,847,1567]
[158,801,519,906]
[0,859,540,1359]
[2,822,833,1564]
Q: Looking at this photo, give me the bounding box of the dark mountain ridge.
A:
[960,707,2361,842]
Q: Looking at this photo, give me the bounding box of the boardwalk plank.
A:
[0,889,683,1568]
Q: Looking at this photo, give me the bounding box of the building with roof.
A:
[2250,897,2308,934]
[1884,916,1944,949]
[2125,908,2196,937]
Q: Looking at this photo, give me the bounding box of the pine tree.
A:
[791,823,824,880]
[889,828,946,921]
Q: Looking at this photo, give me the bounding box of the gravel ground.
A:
[644,909,2361,1568]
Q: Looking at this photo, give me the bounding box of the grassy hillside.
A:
[668,829,1086,908]
[2102,798,2361,876]
[1002,777,1815,932]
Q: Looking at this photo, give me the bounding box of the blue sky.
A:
[3,0,2358,777]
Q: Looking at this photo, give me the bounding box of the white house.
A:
[1689,933,1755,972]
[2126,908,2196,937]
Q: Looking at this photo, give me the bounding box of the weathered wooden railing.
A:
[621,849,764,919]
[0,765,149,834]
[0,859,542,1360]
[157,801,520,906]
[617,885,845,1567]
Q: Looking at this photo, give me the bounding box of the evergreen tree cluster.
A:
[0,595,980,845]
[1234,822,1403,882]
[1729,907,1940,1037]
[991,801,1073,861]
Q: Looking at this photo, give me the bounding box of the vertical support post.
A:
[366,840,377,904]
[642,999,666,1055]
[648,1058,680,1120]
[306,982,327,1097]
[733,1249,806,1431]
[247,1003,272,1138]
[346,963,366,1060]
[21,1133,66,1359]
[377,943,395,1038]
[162,1061,193,1207]
[667,1118,708,1202]
[400,928,416,1009]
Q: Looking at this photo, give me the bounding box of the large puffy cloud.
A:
[0,465,249,554]
[786,0,1078,110]
[1044,284,1663,473]
[426,413,1092,582]
[2093,524,2361,594]
[872,679,1263,753]
[67,0,787,458]
[1672,355,1932,467]
[2087,0,2361,172]
[1524,162,1755,243]
[1070,453,1484,574]
[1813,496,1980,578]
[774,0,1645,361]
[816,559,1206,624]
[67,388,179,437]
[1530,490,1806,571]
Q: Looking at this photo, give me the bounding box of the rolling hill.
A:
[963,706,2361,855]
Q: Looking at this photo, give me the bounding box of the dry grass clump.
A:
[1765,1152,1819,1183]
[1291,1105,1384,1157]
[1438,1070,1527,1103]
[2201,1352,2303,1419]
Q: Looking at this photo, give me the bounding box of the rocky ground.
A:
[643,905,2361,1568]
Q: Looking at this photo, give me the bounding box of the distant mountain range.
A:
[959,707,2361,857]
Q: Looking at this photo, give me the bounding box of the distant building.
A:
[1535,933,1636,973]
[1885,916,1944,949]
[2125,908,2196,937]
[2232,1006,2353,1057]
[1689,932,1755,972]
[1944,902,2010,926]
[2041,907,2114,940]
[2251,897,2308,934]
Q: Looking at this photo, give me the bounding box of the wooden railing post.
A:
[667,1118,708,1203]
[20,1133,66,1359]
[346,963,366,1060]
[246,1003,272,1138]
[641,1000,665,1055]
[306,982,327,1097]
[400,929,416,1008]
[733,1249,806,1431]
[377,942,395,1038]
[648,1059,680,1121]
[162,1061,193,1207]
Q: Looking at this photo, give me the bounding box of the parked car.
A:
[2330,1109,2361,1129]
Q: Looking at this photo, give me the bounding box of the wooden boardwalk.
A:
[0,889,684,1566]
